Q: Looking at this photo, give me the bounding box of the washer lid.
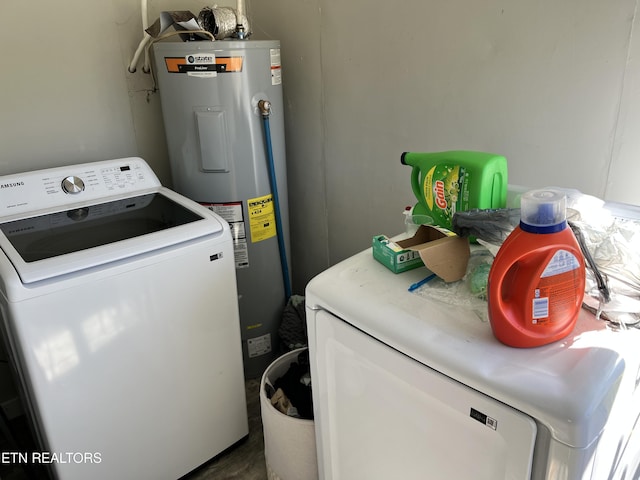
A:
[0,188,222,284]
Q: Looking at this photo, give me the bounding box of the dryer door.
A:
[312,309,537,480]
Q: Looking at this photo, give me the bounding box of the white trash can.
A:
[260,348,318,480]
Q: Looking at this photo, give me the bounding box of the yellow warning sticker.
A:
[248,194,276,243]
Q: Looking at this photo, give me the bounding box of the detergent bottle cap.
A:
[519,189,567,234]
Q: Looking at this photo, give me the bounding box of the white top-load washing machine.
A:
[306,229,640,478]
[0,158,248,480]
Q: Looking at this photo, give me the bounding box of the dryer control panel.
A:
[0,157,161,220]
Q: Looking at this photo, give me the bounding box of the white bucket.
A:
[260,348,318,480]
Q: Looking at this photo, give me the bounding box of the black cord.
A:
[569,221,610,303]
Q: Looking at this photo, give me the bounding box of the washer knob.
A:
[61,176,85,194]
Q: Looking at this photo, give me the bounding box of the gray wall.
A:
[251,0,640,292]
[1,0,640,295]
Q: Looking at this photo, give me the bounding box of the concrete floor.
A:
[185,378,267,480]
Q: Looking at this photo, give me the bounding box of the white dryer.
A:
[0,158,248,480]
[306,241,640,479]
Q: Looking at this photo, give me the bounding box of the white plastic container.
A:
[260,348,318,480]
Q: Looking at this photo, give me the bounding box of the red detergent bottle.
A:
[487,189,585,348]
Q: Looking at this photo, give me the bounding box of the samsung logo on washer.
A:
[0,181,24,189]
[186,54,215,64]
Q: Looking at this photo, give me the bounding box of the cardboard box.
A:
[372,226,470,282]
[372,234,424,274]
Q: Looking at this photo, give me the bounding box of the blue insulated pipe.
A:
[258,100,292,302]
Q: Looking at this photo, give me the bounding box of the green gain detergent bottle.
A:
[401,150,508,229]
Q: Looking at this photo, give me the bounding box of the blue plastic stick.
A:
[408,273,437,292]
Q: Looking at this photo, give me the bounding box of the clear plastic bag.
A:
[448,188,640,328]
[412,248,494,322]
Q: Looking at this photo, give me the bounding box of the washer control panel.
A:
[0,157,161,220]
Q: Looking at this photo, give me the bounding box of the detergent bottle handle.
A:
[401,152,429,211]
[410,166,423,207]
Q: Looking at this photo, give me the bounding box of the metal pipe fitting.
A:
[258,100,272,117]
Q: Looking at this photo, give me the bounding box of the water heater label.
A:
[247,333,272,358]
[163,56,244,76]
[270,48,282,85]
[186,53,215,64]
[202,201,250,268]
[248,194,277,243]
